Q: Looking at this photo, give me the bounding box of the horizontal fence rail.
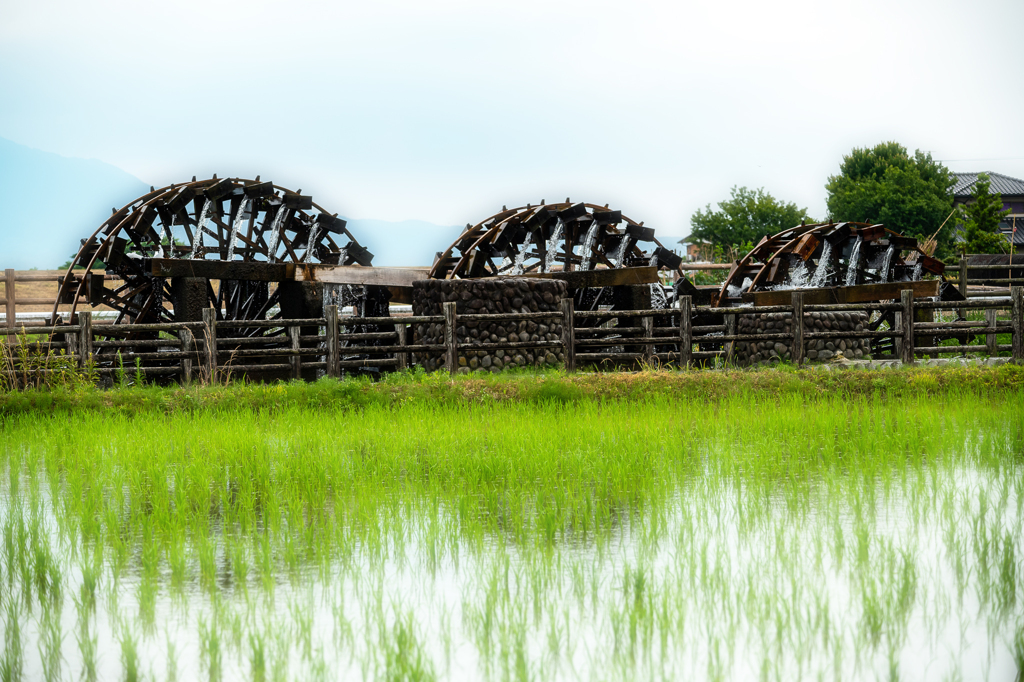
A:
[2,286,1022,387]
[10,258,1024,327]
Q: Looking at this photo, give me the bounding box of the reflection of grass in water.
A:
[0,371,1022,679]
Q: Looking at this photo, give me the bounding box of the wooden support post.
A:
[289,324,301,379]
[394,322,408,371]
[178,328,194,384]
[901,289,914,365]
[443,301,457,376]
[791,291,805,365]
[202,307,218,383]
[1012,286,1023,363]
[641,314,654,365]
[915,307,935,359]
[560,297,575,372]
[985,308,998,356]
[724,313,736,364]
[64,328,78,365]
[958,256,968,318]
[326,304,339,378]
[678,295,692,368]
[78,311,92,369]
[4,269,14,330]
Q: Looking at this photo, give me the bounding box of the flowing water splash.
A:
[648,253,668,310]
[304,219,322,263]
[156,214,174,259]
[578,221,601,271]
[543,219,564,273]
[773,261,811,290]
[318,283,345,378]
[878,245,897,283]
[510,233,534,276]
[189,199,212,259]
[844,236,863,286]
[789,261,811,289]
[227,197,251,261]
[497,257,513,273]
[726,277,754,299]
[809,240,834,288]
[612,234,632,268]
[336,247,348,266]
[265,205,288,263]
[912,260,923,280]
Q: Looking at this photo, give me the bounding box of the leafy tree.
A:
[686,186,813,251]
[957,173,1010,254]
[825,142,955,255]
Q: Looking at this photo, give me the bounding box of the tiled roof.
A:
[950,219,1024,245]
[951,172,1024,197]
[1001,219,1024,246]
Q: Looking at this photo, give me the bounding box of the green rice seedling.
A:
[165,632,179,682]
[119,626,139,682]
[75,614,98,682]
[38,602,65,682]
[378,612,435,682]
[199,616,223,682]
[2,598,24,682]
[249,631,267,682]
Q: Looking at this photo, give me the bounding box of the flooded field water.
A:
[1,389,1022,681]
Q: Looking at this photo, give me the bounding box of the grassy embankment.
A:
[0,366,1022,680]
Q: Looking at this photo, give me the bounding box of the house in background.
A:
[677,236,711,261]
[952,172,1024,246]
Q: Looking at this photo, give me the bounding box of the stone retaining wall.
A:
[412,278,568,373]
[734,311,872,366]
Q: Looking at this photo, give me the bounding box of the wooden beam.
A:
[744,279,940,307]
[297,264,430,287]
[150,258,294,282]
[387,286,413,304]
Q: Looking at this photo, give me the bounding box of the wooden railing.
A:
[2,268,126,328]
[3,287,1021,387]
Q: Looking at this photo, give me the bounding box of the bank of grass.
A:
[1,362,1023,416]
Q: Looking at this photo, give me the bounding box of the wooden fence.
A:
[2,268,126,327]
[3,287,1021,386]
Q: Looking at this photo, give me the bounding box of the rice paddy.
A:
[1,368,1022,681]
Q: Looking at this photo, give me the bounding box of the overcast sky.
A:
[2,0,1022,238]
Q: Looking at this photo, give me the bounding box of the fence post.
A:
[4,269,14,330]
[724,313,736,364]
[678,295,692,368]
[791,291,805,365]
[984,308,997,357]
[901,289,914,364]
[1012,286,1023,363]
[202,307,218,383]
[394,322,408,372]
[641,314,654,365]
[289,324,301,379]
[178,327,193,384]
[326,304,339,378]
[443,301,457,376]
[958,256,968,318]
[78,311,92,369]
[560,297,575,372]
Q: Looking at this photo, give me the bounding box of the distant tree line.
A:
[686,141,1011,261]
